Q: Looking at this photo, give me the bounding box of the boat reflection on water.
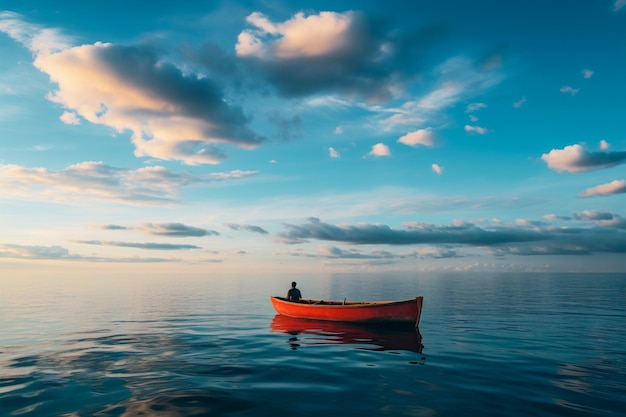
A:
[270,314,424,355]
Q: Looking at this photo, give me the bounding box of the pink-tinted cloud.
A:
[541,144,626,173]
[397,129,436,147]
[579,180,626,197]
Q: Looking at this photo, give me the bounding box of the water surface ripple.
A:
[1,273,624,416]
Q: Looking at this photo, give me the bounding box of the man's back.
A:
[287,287,302,301]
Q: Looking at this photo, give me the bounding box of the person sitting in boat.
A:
[287,281,302,302]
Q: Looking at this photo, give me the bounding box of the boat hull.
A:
[270,296,423,326]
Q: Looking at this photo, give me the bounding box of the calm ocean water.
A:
[1,272,624,416]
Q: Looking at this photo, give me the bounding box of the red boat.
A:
[270,296,423,327]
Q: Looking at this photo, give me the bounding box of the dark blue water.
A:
[1,273,625,416]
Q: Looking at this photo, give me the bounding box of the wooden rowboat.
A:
[270,296,423,327]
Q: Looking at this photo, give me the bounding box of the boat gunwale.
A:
[271,296,420,309]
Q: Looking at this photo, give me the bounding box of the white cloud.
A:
[464,125,488,135]
[368,143,391,157]
[579,180,626,197]
[600,139,610,150]
[513,96,527,108]
[237,11,354,59]
[2,15,265,165]
[0,11,72,54]
[334,126,343,134]
[329,147,340,158]
[417,80,463,111]
[36,42,264,165]
[432,163,443,175]
[560,85,579,96]
[465,102,487,113]
[583,69,594,79]
[397,128,435,147]
[59,111,80,125]
[541,144,626,173]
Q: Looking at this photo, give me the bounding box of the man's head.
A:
[291,281,297,288]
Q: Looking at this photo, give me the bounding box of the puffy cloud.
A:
[237,11,355,59]
[432,163,443,175]
[583,69,594,79]
[573,210,626,229]
[367,143,391,157]
[36,43,264,165]
[1,14,265,165]
[579,180,626,198]
[541,144,626,173]
[397,128,435,147]
[59,111,80,125]
[0,162,259,205]
[329,147,341,158]
[464,125,488,135]
[235,10,440,103]
[600,139,610,150]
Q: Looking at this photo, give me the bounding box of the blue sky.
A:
[1,0,626,276]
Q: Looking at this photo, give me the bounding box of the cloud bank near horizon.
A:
[277,217,626,257]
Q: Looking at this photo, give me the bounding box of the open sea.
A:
[1,272,624,417]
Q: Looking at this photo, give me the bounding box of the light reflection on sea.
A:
[1,272,625,416]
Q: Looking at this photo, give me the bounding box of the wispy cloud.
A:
[135,223,219,237]
[0,162,259,205]
[75,240,202,250]
[0,11,72,54]
[582,69,594,79]
[0,243,180,262]
[513,96,526,108]
[541,144,626,173]
[225,223,269,235]
[432,163,443,175]
[465,102,487,113]
[560,85,579,96]
[329,147,341,158]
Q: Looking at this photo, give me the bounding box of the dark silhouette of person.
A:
[287,281,302,302]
